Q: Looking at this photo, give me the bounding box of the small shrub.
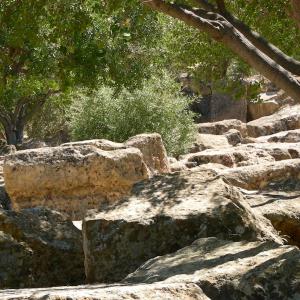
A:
[69,74,196,156]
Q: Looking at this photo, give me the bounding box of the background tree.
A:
[140,0,300,101]
[0,0,162,145]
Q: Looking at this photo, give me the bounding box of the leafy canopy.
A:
[0,0,163,113]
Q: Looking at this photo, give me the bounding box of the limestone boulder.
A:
[224,129,243,146]
[0,139,16,156]
[188,134,231,153]
[125,237,300,300]
[239,142,300,161]
[125,133,170,174]
[256,129,300,143]
[247,99,280,121]
[184,147,275,168]
[83,169,281,283]
[62,139,126,150]
[0,207,84,288]
[63,133,171,175]
[247,105,300,137]
[0,283,210,300]
[4,146,149,219]
[220,159,300,190]
[243,178,300,247]
[197,119,247,137]
[0,185,10,210]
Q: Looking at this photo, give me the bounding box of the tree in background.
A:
[0,0,162,145]
[141,0,300,101]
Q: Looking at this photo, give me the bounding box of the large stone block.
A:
[220,159,300,190]
[4,146,149,219]
[0,207,84,289]
[0,282,210,300]
[125,237,300,300]
[62,133,171,175]
[247,105,300,137]
[83,169,281,283]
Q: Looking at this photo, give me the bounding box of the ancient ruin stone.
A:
[220,159,300,190]
[196,94,247,123]
[125,133,170,174]
[247,99,280,121]
[243,179,300,247]
[197,119,247,137]
[62,139,126,150]
[4,146,149,219]
[63,133,170,175]
[83,169,281,283]
[247,104,300,137]
[188,134,231,153]
[0,139,16,155]
[185,147,275,168]
[239,142,300,161]
[256,129,300,143]
[0,207,84,288]
[125,237,300,300]
[0,282,210,300]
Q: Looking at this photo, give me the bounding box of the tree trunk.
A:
[4,125,17,145]
[142,0,300,102]
[3,119,25,145]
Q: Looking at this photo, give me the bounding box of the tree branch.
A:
[141,0,300,101]
[195,0,300,75]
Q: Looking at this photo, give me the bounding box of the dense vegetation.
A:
[0,0,299,154]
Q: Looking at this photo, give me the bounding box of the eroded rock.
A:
[185,147,275,168]
[0,282,210,300]
[63,133,171,175]
[188,134,231,153]
[0,207,84,289]
[247,105,300,137]
[4,146,149,219]
[125,237,300,300]
[125,133,170,174]
[220,159,300,190]
[83,169,281,283]
[197,119,247,137]
[256,129,300,143]
[243,179,300,247]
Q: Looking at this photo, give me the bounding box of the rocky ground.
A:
[0,104,300,299]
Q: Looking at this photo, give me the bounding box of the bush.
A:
[69,74,196,156]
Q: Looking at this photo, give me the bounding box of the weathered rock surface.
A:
[0,207,84,288]
[83,169,281,283]
[195,94,247,123]
[4,146,149,219]
[240,142,300,161]
[247,105,300,137]
[256,129,300,143]
[0,282,210,300]
[125,237,300,300]
[198,119,247,137]
[125,133,170,174]
[247,99,280,121]
[220,159,300,190]
[184,147,275,168]
[188,134,231,153]
[62,139,126,150]
[243,179,300,247]
[0,185,10,210]
[0,139,16,155]
[63,133,171,175]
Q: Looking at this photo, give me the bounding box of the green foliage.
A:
[69,73,196,156]
[0,0,164,144]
